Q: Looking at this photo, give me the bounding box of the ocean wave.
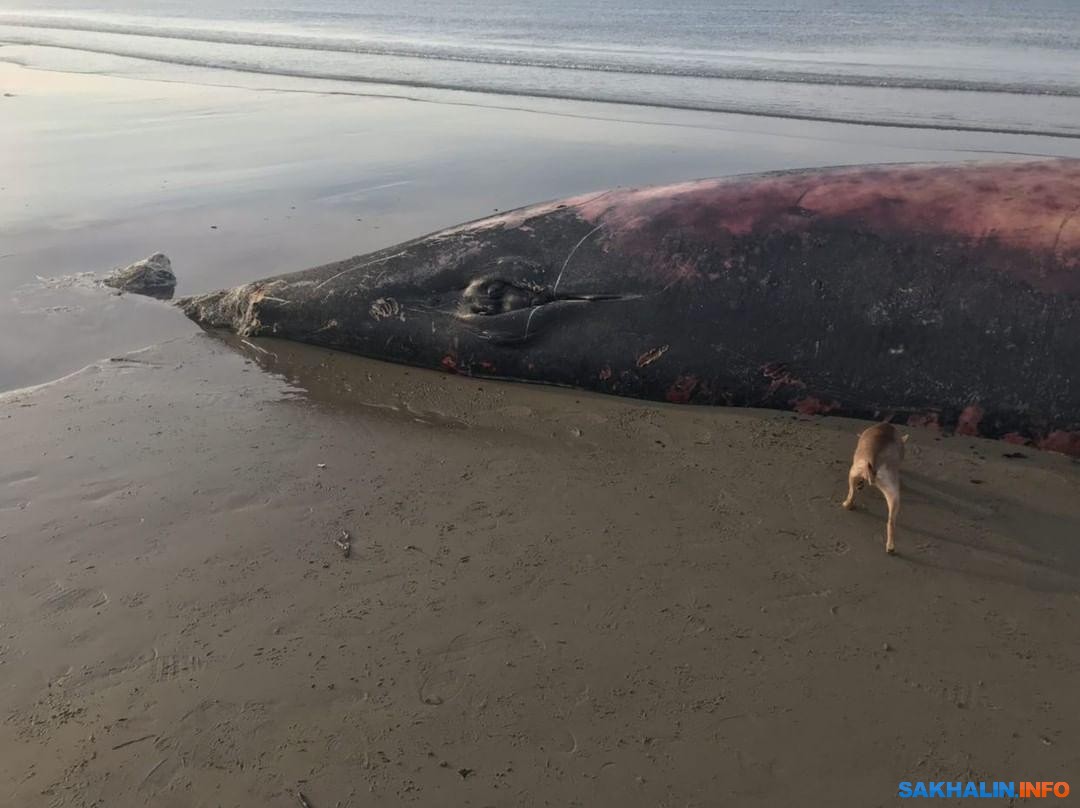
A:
[2,36,1077,141]
[2,14,1079,97]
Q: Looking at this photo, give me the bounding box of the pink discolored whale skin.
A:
[181,160,1080,456]
[572,160,1080,291]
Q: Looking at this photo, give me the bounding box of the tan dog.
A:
[842,422,908,554]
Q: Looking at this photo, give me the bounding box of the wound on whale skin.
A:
[179,160,1080,456]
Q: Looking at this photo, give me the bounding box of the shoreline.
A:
[3,62,1080,395]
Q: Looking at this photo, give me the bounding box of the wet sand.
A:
[2,334,1078,806]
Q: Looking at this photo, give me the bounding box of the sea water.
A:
[2,0,1079,136]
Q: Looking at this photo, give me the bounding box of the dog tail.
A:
[865,462,876,485]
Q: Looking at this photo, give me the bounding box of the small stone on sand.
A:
[103,253,176,300]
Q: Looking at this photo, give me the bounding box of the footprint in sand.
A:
[418,628,533,707]
[33,581,106,614]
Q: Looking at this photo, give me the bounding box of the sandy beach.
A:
[2,36,1080,807]
[2,333,1079,807]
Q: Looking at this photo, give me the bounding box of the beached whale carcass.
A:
[180,160,1080,455]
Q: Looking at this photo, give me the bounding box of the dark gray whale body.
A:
[181,160,1080,456]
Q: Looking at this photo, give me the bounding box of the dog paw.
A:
[886,546,896,555]
[841,500,855,511]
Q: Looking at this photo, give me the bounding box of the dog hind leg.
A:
[877,470,900,554]
[842,466,859,511]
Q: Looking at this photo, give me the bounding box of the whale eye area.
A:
[462,277,550,316]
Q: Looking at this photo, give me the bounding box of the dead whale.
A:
[180,160,1080,456]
